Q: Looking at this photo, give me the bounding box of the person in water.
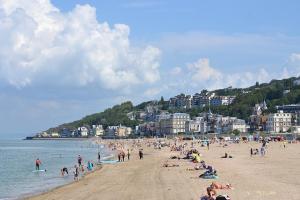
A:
[61,167,68,176]
[35,158,42,170]
[87,161,91,171]
[98,152,101,163]
[77,155,82,166]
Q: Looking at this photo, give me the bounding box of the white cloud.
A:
[170,66,182,75]
[0,0,161,89]
[187,58,222,82]
[167,58,273,90]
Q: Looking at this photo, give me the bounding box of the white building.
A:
[229,119,247,133]
[160,113,190,135]
[266,111,292,133]
[185,117,207,133]
[78,127,89,136]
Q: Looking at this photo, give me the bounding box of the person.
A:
[139,149,143,159]
[207,141,210,150]
[78,155,82,166]
[87,161,93,171]
[207,186,217,199]
[250,148,253,156]
[35,158,42,170]
[118,153,121,162]
[261,146,265,156]
[210,182,232,189]
[221,153,233,158]
[122,152,125,162]
[73,165,79,181]
[61,167,68,176]
[98,152,101,163]
[127,149,130,160]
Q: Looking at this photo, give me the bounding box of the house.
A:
[266,111,292,133]
[78,127,89,137]
[92,125,104,136]
[50,132,60,137]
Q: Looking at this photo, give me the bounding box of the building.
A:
[210,96,236,106]
[137,122,157,136]
[106,125,132,137]
[266,111,292,133]
[276,104,300,125]
[116,126,132,137]
[159,113,190,135]
[78,127,89,137]
[50,132,60,137]
[92,125,104,136]
[192,93,209,108]
[185,117,207,134]
[229,119,247,133]
[169,94,192,109]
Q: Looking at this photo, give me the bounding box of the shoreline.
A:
[23,164,104,200]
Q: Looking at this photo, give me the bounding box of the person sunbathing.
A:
[207,186,217,199]
[210,182,232,189]
[163,163,179,167]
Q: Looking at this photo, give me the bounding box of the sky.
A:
[0,0,300,137]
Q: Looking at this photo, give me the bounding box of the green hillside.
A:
[47,76,300,132]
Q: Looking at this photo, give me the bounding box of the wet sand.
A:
[27,141,300,200]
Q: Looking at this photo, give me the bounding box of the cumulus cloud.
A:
[0,0,161,89]
[168,58,273,90]
[187,58,222,82]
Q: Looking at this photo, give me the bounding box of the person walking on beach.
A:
[121,152,125,162]
[207,141,210,150]
[118,153,121,162]
[98,152,101,163]
[139,149,143,159]
[35,158,42,170]
[127,149,130,160]
[260,146,265,156]
[78,155,82,166]
[73,165,79,181]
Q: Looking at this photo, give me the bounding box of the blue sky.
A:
[0,0,300,137]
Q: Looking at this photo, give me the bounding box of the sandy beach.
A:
[27,140,300,200]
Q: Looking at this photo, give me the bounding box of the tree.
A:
[232,129,240,136]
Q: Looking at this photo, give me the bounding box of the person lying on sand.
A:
[170,155,181,159]
[210,182,233,189]
[207,186,217,199]
[163,163,179,167]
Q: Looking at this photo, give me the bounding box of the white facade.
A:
[78,127,89,136]
[185,117,207,133]
[266,111,292,133]
[160,113,190,135]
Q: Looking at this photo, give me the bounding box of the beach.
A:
[27,140,300,200]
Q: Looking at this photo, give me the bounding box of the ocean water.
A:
[0,139,111,200]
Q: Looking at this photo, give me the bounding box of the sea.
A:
[0,139,112,200]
